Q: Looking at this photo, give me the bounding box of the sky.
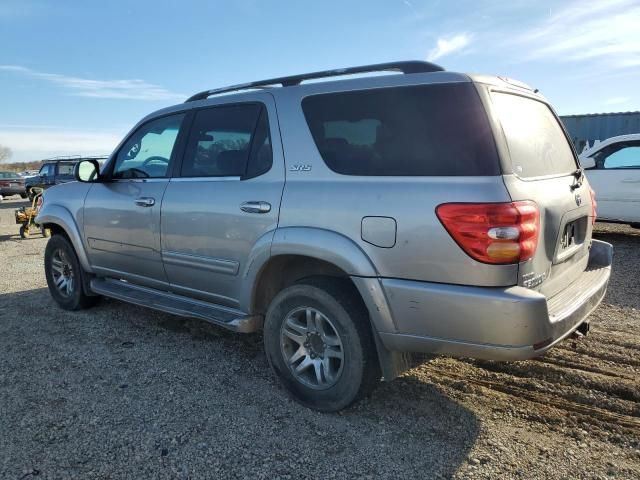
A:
[1,0,639,163]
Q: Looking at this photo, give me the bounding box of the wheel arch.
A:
[241,227,410,381]
[239,226,379,314]
[37,204,93,273]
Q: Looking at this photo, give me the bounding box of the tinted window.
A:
[597,143,640,169]
[491,92,577,178]
[181,104,269,178]
[113,113,185,179]
[302,83,499,176]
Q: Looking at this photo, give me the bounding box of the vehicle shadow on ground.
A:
[0,288,480,479]
[0,198,29,210]
[0,233,44,242]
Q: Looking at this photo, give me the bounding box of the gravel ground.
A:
[0,196,638,479]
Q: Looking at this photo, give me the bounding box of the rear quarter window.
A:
[491,92,577,178]
[302,83,500,176]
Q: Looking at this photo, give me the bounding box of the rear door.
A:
[488,89,593,297]
[160,96,284,308]
[584,141,640,223]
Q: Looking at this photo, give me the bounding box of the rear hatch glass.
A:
[302,83,500,176]
[491,91,591,297]
[492,92,577,178]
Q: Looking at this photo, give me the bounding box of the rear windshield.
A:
[302,83,500,176]
[491,92,577,178]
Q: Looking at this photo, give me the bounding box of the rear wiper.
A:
[570,168,584,191]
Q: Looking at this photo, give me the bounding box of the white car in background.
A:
[580,134,640,228]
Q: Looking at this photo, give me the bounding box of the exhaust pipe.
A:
[572,322,590,338]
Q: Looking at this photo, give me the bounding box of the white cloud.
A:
[519,0,640,68]
[0,126,124,162]
[0,65,185,101]
[427,33,472,61]
[603,96,631,106]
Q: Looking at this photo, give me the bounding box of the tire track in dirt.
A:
[536,357,636,382]
[467,359,640,407]
[556,344,640,368]
[420,363,640,433]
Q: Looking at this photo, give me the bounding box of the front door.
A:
[161,97,284,308]
[83,113,186,287]
[586,141,640,223]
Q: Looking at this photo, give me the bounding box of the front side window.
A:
[181,104,271,178]
[594,142,640,169]
[112,113,185,179]
[40,164,53,177]
[302,83,500,176]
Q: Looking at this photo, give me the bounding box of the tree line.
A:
[0,144,43,172]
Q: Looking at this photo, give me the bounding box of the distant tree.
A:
[0,144,12,163]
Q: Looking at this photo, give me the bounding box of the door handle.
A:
[135,197,155,207]
[621,178,640,183]
[240,201,271,214]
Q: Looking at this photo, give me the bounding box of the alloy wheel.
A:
[50,249,75,297]
[280,307,344,390]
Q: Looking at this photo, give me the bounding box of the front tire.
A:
[264,278,380,412]
[44,234,98,310]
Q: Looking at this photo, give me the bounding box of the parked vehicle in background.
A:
[25,157,106,200]
[37,61,612,412]
[0,171,27,201]
[580,134,640,227]
[18,170,40,178]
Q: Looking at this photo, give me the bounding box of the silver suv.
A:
[38,61,613,411]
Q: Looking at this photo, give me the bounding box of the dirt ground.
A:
[0,196,638,479]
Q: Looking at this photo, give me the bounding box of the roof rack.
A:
[42,155,109,162]
[185,60,444,102]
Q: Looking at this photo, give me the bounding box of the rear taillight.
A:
[589,186,597,225]
[0,181,9,187]
[436,201,540,265]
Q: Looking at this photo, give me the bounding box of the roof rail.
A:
[42,155,109,162]
[185,60,444,102]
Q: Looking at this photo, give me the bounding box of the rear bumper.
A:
[378,239,613,361]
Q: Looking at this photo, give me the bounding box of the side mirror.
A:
[580,157,596,170]
[74,159,101,183]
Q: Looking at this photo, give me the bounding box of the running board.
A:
[90,278,261,333]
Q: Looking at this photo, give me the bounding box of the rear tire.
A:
[44,234,99,310]
[264,278,380,412]
[20,193,28,199]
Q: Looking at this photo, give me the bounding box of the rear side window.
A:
[491,92,577,178]
[302,83,499,176]
[180,104,272,178]
[57,162,75,176]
